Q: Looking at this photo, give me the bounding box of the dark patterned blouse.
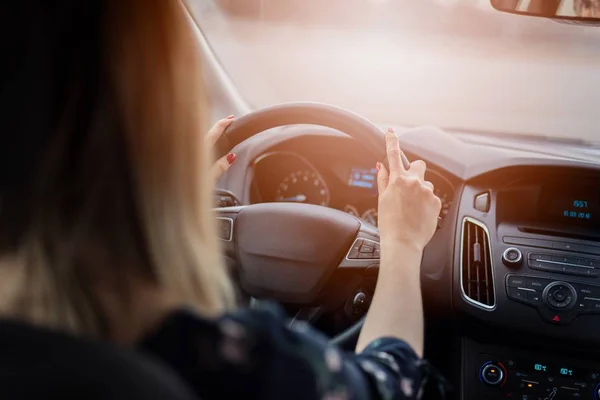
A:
[140,303,446,400]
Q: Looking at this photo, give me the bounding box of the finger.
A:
[423,180,434,191]
[206,115,235,146]
[211,153,236,182]
[409,160,426,181]
[384,127,405,178]
[376,162,389,194]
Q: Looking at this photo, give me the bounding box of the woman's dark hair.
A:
[0,0,234,339]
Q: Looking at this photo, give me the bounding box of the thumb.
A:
[376,162,389,194]
[211,153,235,182]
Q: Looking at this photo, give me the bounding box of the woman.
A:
[2,0,444,399]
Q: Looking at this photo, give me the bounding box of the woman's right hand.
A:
[376,127,442,253]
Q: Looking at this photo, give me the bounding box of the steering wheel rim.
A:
[215,102,407,347]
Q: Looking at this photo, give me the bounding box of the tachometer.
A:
[275,170,330,206]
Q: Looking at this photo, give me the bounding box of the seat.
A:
[0,319,199,400]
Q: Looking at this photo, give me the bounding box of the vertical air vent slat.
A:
[461,218,495,309]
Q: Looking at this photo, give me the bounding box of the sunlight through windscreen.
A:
[188,0,600,140]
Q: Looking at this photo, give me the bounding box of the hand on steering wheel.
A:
[207,115,237,182]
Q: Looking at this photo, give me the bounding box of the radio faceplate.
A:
[505,273,600,325]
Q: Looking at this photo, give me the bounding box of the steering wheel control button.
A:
[481,363,504,386]
[347,239,364,259]
[216,217,233,241]
[502,247,522,268]
[474,192,490,213]
[347,238,380,261]
[360,244,374,253]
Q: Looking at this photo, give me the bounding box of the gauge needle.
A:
[280,194,307,202]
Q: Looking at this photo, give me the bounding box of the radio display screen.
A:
[539,186,600,225]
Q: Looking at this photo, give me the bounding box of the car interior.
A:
[187,0,600,399]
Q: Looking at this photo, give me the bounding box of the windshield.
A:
[188,0,600,141]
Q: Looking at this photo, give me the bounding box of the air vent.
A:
[461,217,496,309]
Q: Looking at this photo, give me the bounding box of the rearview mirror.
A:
[491,0,600,21]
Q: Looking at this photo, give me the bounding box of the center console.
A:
[455,170,600,400]
[463,338,600,399]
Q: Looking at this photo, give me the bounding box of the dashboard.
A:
[248,145,455,227]
[218,124,600,400]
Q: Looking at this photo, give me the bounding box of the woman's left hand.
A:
[207,115,236,182]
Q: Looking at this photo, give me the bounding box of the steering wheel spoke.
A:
[338,220,380,271]
[215,206,244,257]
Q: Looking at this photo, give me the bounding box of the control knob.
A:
[481,363,505,386]
[502,247,522,268]
[543,281,577,310]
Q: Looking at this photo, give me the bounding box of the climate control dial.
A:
[480,362,505,386]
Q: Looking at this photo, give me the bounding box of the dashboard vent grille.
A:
[461,218,495,309]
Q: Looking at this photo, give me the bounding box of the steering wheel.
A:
[215,102,410,348]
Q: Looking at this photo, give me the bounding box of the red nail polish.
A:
[226,153,236,164]
[387,127,395,134]
[226,115,235,119]
[376,162,380,172]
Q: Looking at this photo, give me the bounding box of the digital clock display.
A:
[539,187,600,225]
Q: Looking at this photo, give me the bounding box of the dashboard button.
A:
[527,291,542,305]
[507,275,527,288]
[502,248,523,268]
[537,308,577,325]
[527,277,551,291]
[553,290,566,302]
[474,192,490,213]
[528,252,552,260]
[577,258,600,268]
[507,287,527,301]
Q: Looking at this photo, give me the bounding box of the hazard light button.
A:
[537,308,577,325]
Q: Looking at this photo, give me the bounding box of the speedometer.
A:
[275,170,330,206]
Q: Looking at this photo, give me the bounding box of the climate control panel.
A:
[505,274,600,324]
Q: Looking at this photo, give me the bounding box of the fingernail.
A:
[376,162,380,172]
[226,115,235,119]
[387,127,395,134]
[226,153,236,164]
